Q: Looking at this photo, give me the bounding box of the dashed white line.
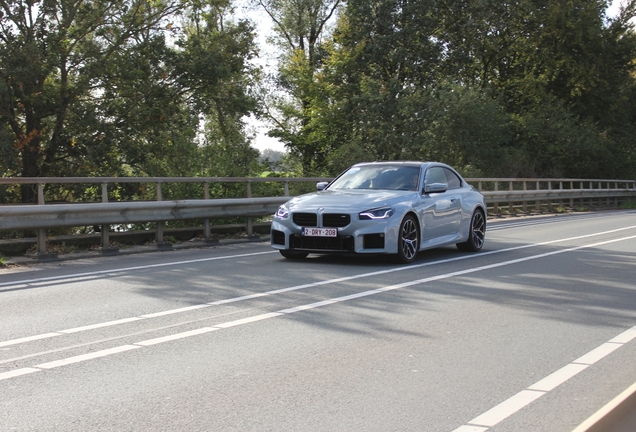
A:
[140,304,212,318]
[135,327,219,347]
[573,342,623,365]
[0,234,634,386]
[59,317,144,334]
[1,226,635,353]
[0,368,41,381]
[527,364,589,392]
[214,312,284,329]
[0,250,277,288]
[0,332,62,348]
[35,345,141,369]
[467,390,545,427]
[453,426,489,432]
[609,327,636,344]
[454,324,636,431]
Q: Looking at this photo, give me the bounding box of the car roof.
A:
[352,161,438,168]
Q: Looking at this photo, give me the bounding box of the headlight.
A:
[359,206,395,220]
[275,205,289,219]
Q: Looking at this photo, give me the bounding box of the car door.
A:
[420,166,462,241]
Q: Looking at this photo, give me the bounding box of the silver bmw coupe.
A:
[271,161,487,263]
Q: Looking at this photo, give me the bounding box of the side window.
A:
[443,168,462,189]
[424,167,448,187]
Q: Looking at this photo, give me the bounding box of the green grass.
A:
[621,200,636,210]
[0,256,6,267]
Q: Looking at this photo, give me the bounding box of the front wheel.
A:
[457,210,486,252]
[279,250,309,259]
[396,215,419,264]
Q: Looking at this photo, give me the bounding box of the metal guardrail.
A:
[0,176,634,256]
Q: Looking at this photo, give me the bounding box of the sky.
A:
[235,2,286,153]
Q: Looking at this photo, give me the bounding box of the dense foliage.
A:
[0,0,260,202]
[2,0,635,204]
[266,0,636,178]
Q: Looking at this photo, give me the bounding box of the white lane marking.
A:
[0,239,634,386]
[0,332,63,348]
[279,300,339,314]
[0,250,277,288]
[209,293,270,305]
[135,327,218,347]
[454,325,636,431]
[1,227,635,352]
[527,364,589,392]
[486,212,620,231]
[35,345,141,369]
[1,224,633,293]
[140,304,212,318]
[609,327,636,344]
[452,426,489,432]
[1,234,634,381]
[572,342,623,365]
[59,317,144,334]
[0,368,40,381]
[468,390,545,427]
[213,312,284,329]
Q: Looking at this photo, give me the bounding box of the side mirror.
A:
[424,182,448,194]
[316,181,329,191]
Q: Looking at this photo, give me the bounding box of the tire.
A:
[456,209,486,252]
[280,250,309,259]
[396,215,419,264]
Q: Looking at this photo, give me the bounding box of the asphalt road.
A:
[1,211,635,432]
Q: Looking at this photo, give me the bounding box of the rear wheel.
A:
[457,209,485,252]
[396,215,419,264]
[280,250,309,259]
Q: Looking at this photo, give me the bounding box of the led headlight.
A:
[275,205,289,219]
[359,206,395,220]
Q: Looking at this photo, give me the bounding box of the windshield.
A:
[328,165,421,191]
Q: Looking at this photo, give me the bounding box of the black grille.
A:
[293,213,317,227]
[290,234,354,251]
[271,229,285,245]
[363,234,385,249]
[323,213,351,228]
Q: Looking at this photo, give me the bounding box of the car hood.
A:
[284,189,418,212]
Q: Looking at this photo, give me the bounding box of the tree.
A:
[309,0,636,178]
[0,0,261,202]
[0,0,183,201]
[253,0,342,175]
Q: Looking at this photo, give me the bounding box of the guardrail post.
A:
[613,182,617,207]
[536,181,541,212]
[522,181,527,213]
[26,182,58,260]
[493,181,499,215]
[284,181,290,197]
[37,183,47,255]
[202,182,218,244]
[155,182,170,248]
[204,182,211,240]
[548,181,553,212]
[508,181,514,214]
[99,183,118,254]
[245,180,259,239]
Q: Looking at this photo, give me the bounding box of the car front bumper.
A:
[270,217,401,254]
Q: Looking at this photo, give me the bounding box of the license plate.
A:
[302,227,337,237]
